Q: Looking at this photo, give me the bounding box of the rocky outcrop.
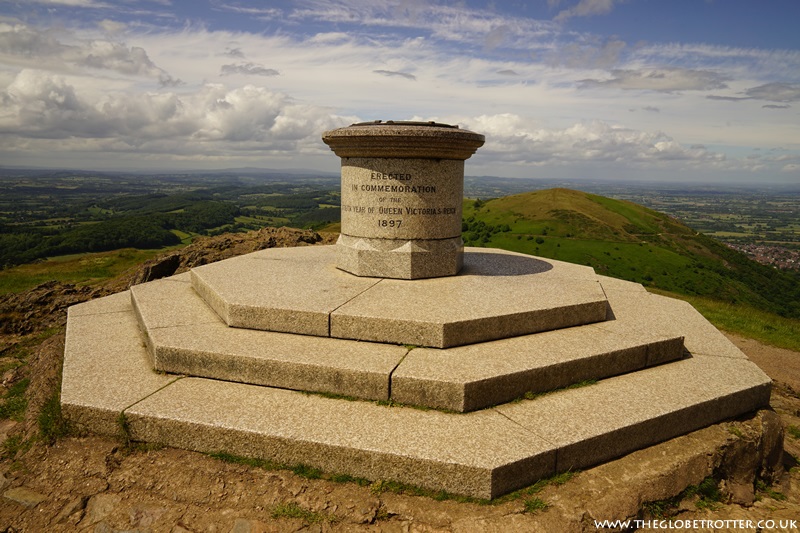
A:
[122,226,335,288]
[0,227,336,340]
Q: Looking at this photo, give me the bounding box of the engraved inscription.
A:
[340,159,464,240]
[371,172,412,181]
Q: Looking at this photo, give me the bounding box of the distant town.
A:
[727,244,799,271]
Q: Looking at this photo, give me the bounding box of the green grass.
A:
[787,425,800,439]
[689,478,723,510]
[523,498,549,513]
[38,388,70,444]
[642,477,723,517]
[367,479,480,503]
[494,470,578,511]
[1,433,30,460]
[756,479,788,501]
[0,378,29,421]
[270,502,338,524]
[0,247,174,294]
[464,189,800,332]
[210,452,581,506]
[170,229,194,244]
[650,290,800,352]
[515,380,597,403]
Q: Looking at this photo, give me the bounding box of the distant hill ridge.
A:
[463,188,800,319]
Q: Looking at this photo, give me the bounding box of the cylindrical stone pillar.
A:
[322,121,484,279]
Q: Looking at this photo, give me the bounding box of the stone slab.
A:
[336,233,464,279]
[496,355,772,473]
[62,292,179,435]
[125,378,556,500]
[191,245,609,348]
[3,486,47,508]
[391,323,684,412]
[330,273,607,348]
[132,276,407,401]
[598,289,747,360]
[191,246,382,336]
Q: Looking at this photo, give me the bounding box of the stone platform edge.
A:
[61,287,772,499]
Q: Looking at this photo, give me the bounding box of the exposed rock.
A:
[229,517,275,533]
[129,502,167,528]
[121,227,335,289]
[82,493,122,526]
[2,486,47,508]
[55,495,88,524]
[0,227,335,341]
[0,280,103,336]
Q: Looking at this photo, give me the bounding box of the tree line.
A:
[0,201,238,268]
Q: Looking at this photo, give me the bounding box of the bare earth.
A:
[0,228,798,532]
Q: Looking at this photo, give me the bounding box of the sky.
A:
[0,0,799,184]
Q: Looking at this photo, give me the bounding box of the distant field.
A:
[0,248,171,294]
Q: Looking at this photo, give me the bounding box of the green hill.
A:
[463,188,800,320]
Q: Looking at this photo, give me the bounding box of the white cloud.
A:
[220,62,279,77]
[457,115,726,168]
[97,19,128,35]
[213,3,282,18]
[745,82,800,103]
[373,69,416,81]
[547,36,626,69]
[630,43,800,81]
[13,0,113,7]
[554,0,622,22]
[579,67,729,92]
[0,69,348,157]
[0,4,798,181]
[0,22,179,85]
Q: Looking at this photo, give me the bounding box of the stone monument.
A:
[59,121,772,500]
[323,120,484,279]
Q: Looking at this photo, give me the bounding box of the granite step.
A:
[62,288,771,499]
[131,269,685,411]
[190,246,610,348]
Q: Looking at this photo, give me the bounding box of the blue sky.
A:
[0,0,798,183]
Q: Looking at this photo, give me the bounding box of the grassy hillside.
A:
[463,188,800,320]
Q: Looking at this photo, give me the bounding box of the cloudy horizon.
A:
[0,0,798,183]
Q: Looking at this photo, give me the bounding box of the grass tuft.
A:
[270,502,338,524]
[642,477,723,517]
[523,497,548,514]
[291,463,323,480]
[516,380,597,403]
[727,425,745,438]
[38,389,70,444]
[756,479,788,501]
[0,378,30,421]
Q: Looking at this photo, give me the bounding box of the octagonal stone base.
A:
[336,233,463,279]
[190,246,609,349]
